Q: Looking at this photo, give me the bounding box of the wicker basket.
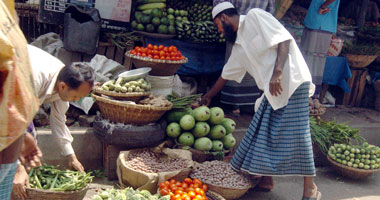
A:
[327,155,380,179]
[344,54,378,68]
[203,182,251,200]
[13,186,89,200]
[125,51,188,76]
[92,93,172,125]
[93,86,150,101]
[206,191,227,200]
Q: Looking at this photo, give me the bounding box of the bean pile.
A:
[125,150,189,173]
[190,161,252,189]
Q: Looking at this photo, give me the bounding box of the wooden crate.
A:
[343,68,369,106]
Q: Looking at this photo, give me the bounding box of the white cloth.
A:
[27,45,74,156]
[221,9,315,111]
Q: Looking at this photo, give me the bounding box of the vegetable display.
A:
[140,94,173,107]
[125,149,189,173]
[310,117,331,154]
[190,160,252,189]
[93,187,170,200]
[101,78,151,93]
[328,142,380,170]
[158,178,209,200]
[130,44,185,61]
[28,164,93,191]
[309,98,326,115]
[320,119,364,145]
[166,106,237,153]
[166,94,202,109]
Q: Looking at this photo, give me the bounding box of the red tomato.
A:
[170,183,177,189]
[184,178,193,184]
[142,53,147,57]
[175,190,184,195]
[194,195,203,200]
[152,50,159,55]
[185,187,194,193]
[166,56,171,60]
[141,48,147,53]
[159,50,166,57]
[170,56,176,60]
[193,183,200,189]
[153,55,159,59]
[165,52,170,57]
[158,44,164,50]
[164,181,170,186]
[188,191,196,198]
[182,194,191,200]
[159,182,167,189]
[160,56,165,60]
[176,51,182,56]
[201,184,208,192]
[148,55,153,58]
[130,50,136,55]
[182,183,189,189]
[147,44,153,49]
[147,49,152,55]
[137,52,142,56]
[160,188,169,196]
[163,47,169,52]
[153,45,158,50]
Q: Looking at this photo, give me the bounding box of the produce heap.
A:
[93,187,170,200]
[101,77,151,93]
[158,178,209,200]
[28,164,93,191]
[328,142,380,170]
[129,44,185,61]
[125,149,189,173]
[131,0,225,43]
[166,106,237,152]
[190,160,252,189]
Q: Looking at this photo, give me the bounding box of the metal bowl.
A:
[118,67,152,81]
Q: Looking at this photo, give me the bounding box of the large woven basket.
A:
[92,93,172,125]
[93,86,150,101]
[344,54,378,68]
[327,155,380,179]
[203,182,251,200]
[13,186,89,200]
[206,191,227,200]
[125,51,188,76]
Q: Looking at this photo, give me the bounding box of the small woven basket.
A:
[206,191,227,200]
[344,54,378,68]
[327,155,380,179]
[92,93,172,125]
[14,186,89,200]
[93,86,150,101]
[125,51,188,76]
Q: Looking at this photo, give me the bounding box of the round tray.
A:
[93,86,150,101]
[327,155,380,179]
[135,31,176,39]
[93,116,166,149]
[13,186,89,200]
[344,54,378,68]
[117,67,151,81]
[125,51,188,76]
[92,93,172,125]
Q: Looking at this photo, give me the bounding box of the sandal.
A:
[302,191,322,200]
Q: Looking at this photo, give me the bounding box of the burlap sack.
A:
[116,145,193,194]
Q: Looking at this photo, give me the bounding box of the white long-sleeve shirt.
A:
[221,9,315,111]
[27,45,74,156]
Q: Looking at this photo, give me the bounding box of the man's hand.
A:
[318,7,331,14]
[19,133,42,171]
[67,154,84,172]
[12,164,29,200]
[269,70,283,96]
[200,93,212,106]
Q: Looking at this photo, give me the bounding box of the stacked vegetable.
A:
[101,77,151,93]
[93,187,170,200]
[328,142,380,170]
[169,0,225,43]
[166,106,237,152]
[158,178,209,200]
[29,164,93,191]
[132,0,176,35]
[130,44,185,61]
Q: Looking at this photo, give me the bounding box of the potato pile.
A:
[190,160,252,189]
[139,94,172,108]
[309,98,326,115]
[125,150,189,173]
[101,77,151,93]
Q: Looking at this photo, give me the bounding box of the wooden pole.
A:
[358,0,369,29]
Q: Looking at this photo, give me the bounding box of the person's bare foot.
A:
[254,176,274,192]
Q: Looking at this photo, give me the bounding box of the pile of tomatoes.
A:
[130,44,185,61]
[159,178,209,200]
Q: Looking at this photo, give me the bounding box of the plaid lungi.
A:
[231,82,316,176]
[0,161,18,200]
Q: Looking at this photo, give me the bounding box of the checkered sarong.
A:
[0,161,18,200]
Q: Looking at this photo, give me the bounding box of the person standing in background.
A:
[213,0,275,116]
[301,0,340,101]
[0,1,41,199]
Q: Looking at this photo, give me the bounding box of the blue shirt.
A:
[303,0,340,33]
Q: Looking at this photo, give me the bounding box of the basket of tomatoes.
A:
[158,178,225,200]
[126,44,188,76]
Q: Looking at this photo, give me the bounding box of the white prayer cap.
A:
[212,1,235,19]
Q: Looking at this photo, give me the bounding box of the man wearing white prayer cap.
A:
[201,3,321,200]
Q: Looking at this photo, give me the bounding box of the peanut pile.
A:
[190,160,252,189]
[125,150,189,173]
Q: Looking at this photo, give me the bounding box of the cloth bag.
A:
[63,5,101,55]
[117,145,193,194]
